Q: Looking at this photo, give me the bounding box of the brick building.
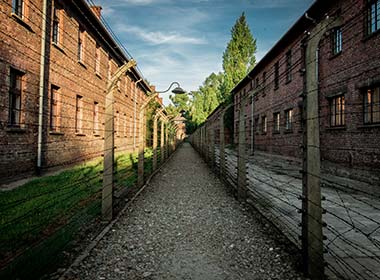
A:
[231,0,380,174]
[0,0,152,182]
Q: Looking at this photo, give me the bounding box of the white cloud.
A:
[117,25,207,45]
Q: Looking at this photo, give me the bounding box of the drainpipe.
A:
[37,0,48,174]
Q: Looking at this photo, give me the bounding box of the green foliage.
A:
[165,104,180,118]
[220,12,257,103]
[169,93,190,113]
[145,100,161,147]
[168,13,256,133]
[189,72,224,127]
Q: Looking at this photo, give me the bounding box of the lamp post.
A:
[137,82,186,187]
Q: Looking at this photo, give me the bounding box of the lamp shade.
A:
[171,86,186,94]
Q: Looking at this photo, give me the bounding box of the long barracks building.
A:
[0,0,154,182]
[212,0,379,181]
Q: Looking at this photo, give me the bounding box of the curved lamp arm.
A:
[156,82,180,93]
[156,82,186,95]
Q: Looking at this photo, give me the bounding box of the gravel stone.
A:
[62,143,306,280]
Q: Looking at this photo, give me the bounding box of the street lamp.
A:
[157,81,186,95]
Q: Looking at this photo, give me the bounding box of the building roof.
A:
[74,0,152,93]
[231,0,326,95]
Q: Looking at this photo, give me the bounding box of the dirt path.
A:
[63,143,304,280]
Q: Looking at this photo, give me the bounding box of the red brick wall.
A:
[319,0,380,171]
[0,0,43,180]
[231,0,380,171]
[0,0,150,181]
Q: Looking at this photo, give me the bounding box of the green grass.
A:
[0,148,154,266]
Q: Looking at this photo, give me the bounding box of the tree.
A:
[188,72,223,127]
[169,93,190,114]
[220,12,257,103]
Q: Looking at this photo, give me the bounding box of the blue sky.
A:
[92,0,314,104]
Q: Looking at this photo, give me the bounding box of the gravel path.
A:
[64,143,304,280]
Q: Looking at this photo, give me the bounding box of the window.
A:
[367,0,380,35]
[274,62,279,89]
[75,95,83,133]
[330,95,345,126]
[273,113,280,133]
[9,68,23,127]
[52,6,60,45]
[286,51,292,82]
[116,111,120,136]
[95,44,101,75]
[261,116,267,133]
[93,102,99,134]
[285,109,293,130]
[129,116,133,137]
[78,27,84,62]
[12,0,24,17]
[254,116,259,133]
[108,59,112,81]
[262,72,267,94]
[248,119,252,137]
[332,28,342,55]
[364,87,380,124]
[50,86,61,131]
[255,77,259,89]
[124,113,127,137]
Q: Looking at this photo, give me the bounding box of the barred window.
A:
[93,102,99,134]
[78,27,85,62]
[330,95,345,126]
[75,95,83,133]
[124,113,127,137]
[95,44,101,75]
[9,68,23,127]
[52,6,60,44]
[12,0,24,17]
[116,111,120,136]
[262,71,267,94]
[254,116,259,133]
[274,62,279,89]
[261,116,267,133]
[364,87,380,124]
[286,50,292,82]
[332,27,342,55]
[285,109,293,130]
[273,113,280,132]
[50,86,61,131]
[367,0,380,35]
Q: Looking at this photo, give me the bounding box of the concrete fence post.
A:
[205,126,208,159]
[237,101,247,201]
[210,126,215,169]
[219,113,225,179]
[102,88,115,221]
[160,120,165,164]
[152,114,158,171]
[165,124,169,158]
[102,60,136,221]
[301,16,341,280]
[137,109,145,188]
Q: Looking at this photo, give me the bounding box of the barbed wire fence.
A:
[0,0,181,278]
[189,4,380,278]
